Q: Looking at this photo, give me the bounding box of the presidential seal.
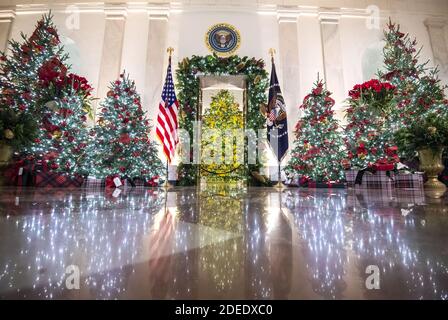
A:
[205,23,241,57]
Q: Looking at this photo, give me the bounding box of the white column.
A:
[297,12,325,106]
[143,10,169,123]
[319,13,346,116]
[0,10,15,53]
[424,18,448,77]
[96,5,127,105]
[143,9,171,177]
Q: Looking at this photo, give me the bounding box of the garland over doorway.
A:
[175,54,269,186]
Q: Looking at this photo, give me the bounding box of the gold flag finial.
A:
[269,48,276,60]
[167,47,174,57]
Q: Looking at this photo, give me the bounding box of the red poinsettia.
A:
[55,73,93,97]
[357,143,368,156]
[349,79,396,100]
[38,57,67,86]
[118,133,131,145]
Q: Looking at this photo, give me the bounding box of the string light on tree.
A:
[88,72,163,184]
[285,77,346,185]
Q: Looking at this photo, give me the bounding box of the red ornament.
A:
[119,133,131,144]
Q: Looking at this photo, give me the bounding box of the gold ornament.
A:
[254,75,261,84]
[52,130,62,139]
[427,126,437,135]
[3,129,14,140]
[45,100,58,112]
[181,57,190,70]
[236,62,246,71]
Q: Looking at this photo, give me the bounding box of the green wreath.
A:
[175,54,269,186]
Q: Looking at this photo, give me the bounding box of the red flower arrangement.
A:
[349,79,396,100]
[38,57,67,86]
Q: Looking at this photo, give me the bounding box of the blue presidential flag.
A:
[266,59,289,162]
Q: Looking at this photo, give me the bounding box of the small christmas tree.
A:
[285,79,346,184]
[89,72,163,183]
[0,13,67,117]
[344,79,399,169]
[379,20,448,129]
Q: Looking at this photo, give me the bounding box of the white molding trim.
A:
[0,9,15,21]
[104,5,127,19]
[0,2,446,21]
[424,17,448,28]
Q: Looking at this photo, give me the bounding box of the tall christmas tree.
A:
[0,13,67,117]
[0,13,93,176]
[285,79,346,184]
[379,20,448,130]
[88,72,163,182]
[344,79,399,169]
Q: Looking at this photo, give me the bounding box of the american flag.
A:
[156,57,179,163]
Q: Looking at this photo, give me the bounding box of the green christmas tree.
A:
[0,13,93,176]
[344,79,399,169]
[88,72,163,183]
[201,89,244,182]
[0,13,67,117]
[379,20,448,130]
[285,79,346,184]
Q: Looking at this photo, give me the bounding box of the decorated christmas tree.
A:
[344,79,399,169]
[0,13,94,177]
[88,72,163,183]
[285,79,346,184]
[379,20,448,130]
[201,89,244,182]
[0,13,67,117]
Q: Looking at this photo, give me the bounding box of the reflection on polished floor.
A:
[0,185,447,300]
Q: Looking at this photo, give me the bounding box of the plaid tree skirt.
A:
[35,171,84,188]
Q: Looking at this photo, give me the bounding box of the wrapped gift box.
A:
[284,176,299,187]
[105,175,129,189]
[35,171,84,188]
[83,177,105,190]
[346,169,395,189]
[4,159,36,187]
[395,173,424,189]
[127,178,145,189]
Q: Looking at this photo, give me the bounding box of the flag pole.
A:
[163,47,175,189]
[269,48,284,190]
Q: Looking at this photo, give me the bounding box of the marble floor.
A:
[0,185,447,300]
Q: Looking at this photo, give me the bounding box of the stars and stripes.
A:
[156,57,179,163]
